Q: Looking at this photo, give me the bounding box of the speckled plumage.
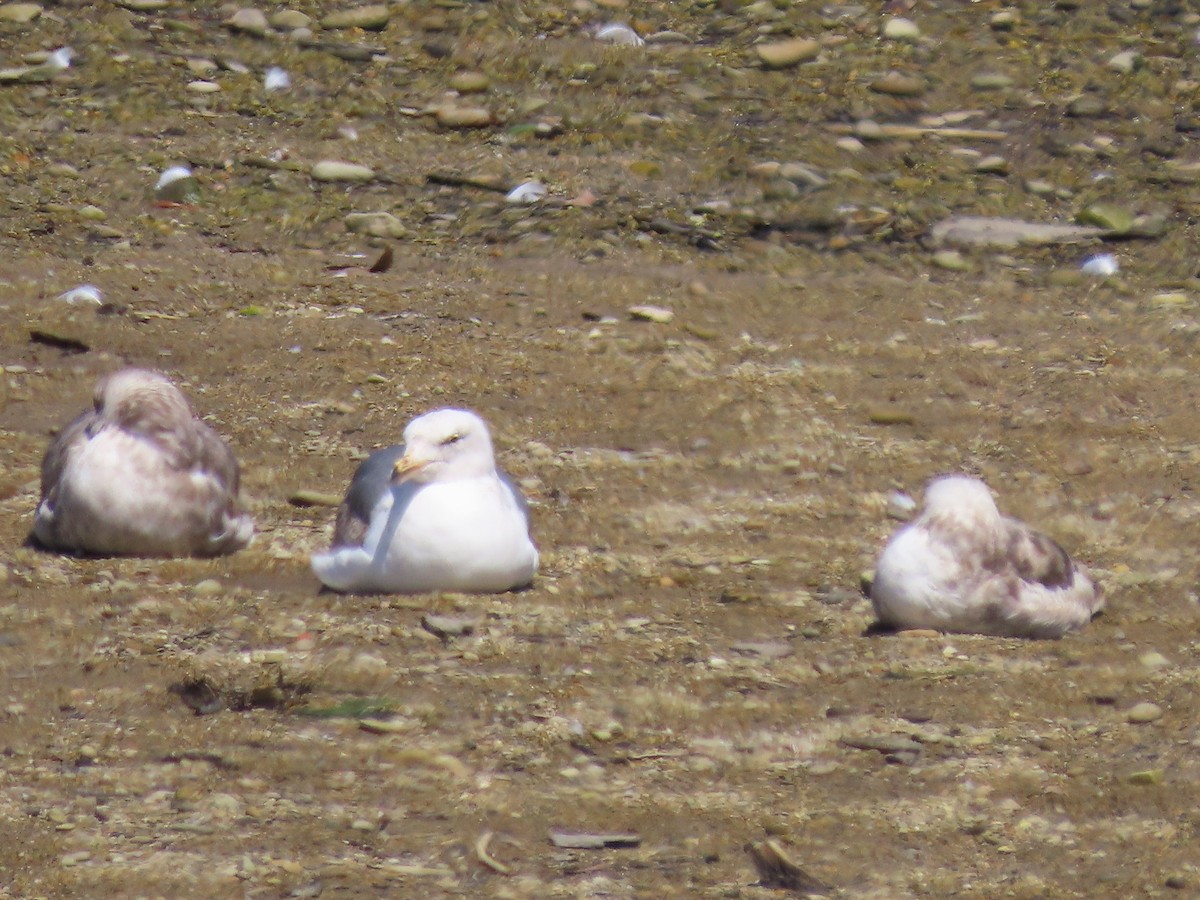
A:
[870,475,1104,638]
[33,368,254,557]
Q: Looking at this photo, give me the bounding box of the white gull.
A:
[311,408,538,594]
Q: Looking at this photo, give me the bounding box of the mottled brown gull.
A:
[311,408,538,594]
[870,475,1104,638]
[33,368,254,557]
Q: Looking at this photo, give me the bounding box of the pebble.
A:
[594,23,644,47]
[506,181,547,204]
[187,80,220,94]
[1067,94,1107,118]
[931,249,971,271]
[1080,253,1118,277]
[1107,50,1140,75]
[435,106,493,128]
[1126,769,1164,785]
[155,166,199,202]
[1139,651,1170,670]
[871,72,925,97]
[882,17,921,42]
[344,211,406,238]
[269,9,309,29]
[57,284,103,305]
[755,38,820,69]
[1077,202,1134,233]
[990,10,1018,29]
[886,491,917,520]
[321,4,391,30]
[192,579,223,597]
[1126,702,1163,724]
[629,305,674,324]
[311,160,375,182]
[450,71,489,94]
[974,155,1008,174]
[971,73,1013,91]
[226,8,269,37]
[0,3,41,23]
[263,67,290,92]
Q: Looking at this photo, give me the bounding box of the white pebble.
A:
[56,284,103,306]
[505,180,547,204]
[595,23,644,46]
[264,66,290,92]
[1080,253,1118,277]
[156,165,193,191]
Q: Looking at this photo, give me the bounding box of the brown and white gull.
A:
[870,475,1104,638]
[33,368,254,557]
[311,408,538,594]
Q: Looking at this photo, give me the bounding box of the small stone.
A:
[449,71,489,94]
[187,80,221,94]
[1126,768,1164,785]
[0,3,42,24]
[192,579,223,597]
[971,72,1013,91]
[931,249,970,271]
[269,9,310,29]
[434,106,493,128]
[882,17,920,41]
[1126,701,1163,724]
[594,23,644,46]
[868,406,915,426]
[870,71,925,97]
[1139,651,1170,670]
[1151,292,1190,307]
[344,211,407,238]
[78,203,105,220]
[1077,203,1135,233]
[226,8,269,37]
[754,38,820,69]
[990,10,1018,29]
[886,491,917,520]
[778,162,827,188]
[1067,94,1107,118]
[118,0,169,8]
[322,4,390,30]
[311,160,375,182]
[974,155,1009,174]
[1107,50,1141,75]
[629,305,674,324]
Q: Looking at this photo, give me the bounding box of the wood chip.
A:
[548,828,641,849]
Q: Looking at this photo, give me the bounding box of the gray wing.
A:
[184,421,243,494]
[498,468,532,527]
[332,444,405,548]
[40,408,96,502]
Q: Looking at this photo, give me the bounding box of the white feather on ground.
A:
[311,408,538,594]
[34,368,253,557]
[870,475,1104,638]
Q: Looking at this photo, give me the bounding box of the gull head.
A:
[95,368,194,432]
[920,474,1001,529]
[392,408,497,484]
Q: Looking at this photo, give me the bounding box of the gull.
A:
[311,408,538,594]
[870,475,1104,638]
[34,368,254,557]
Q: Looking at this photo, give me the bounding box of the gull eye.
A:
[442,432,463,446]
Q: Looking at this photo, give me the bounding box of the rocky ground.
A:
[1,1,1199,897]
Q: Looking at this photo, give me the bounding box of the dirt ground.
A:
[1,2,1199,897]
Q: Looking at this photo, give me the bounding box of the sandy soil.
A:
[1,2,1198,897]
